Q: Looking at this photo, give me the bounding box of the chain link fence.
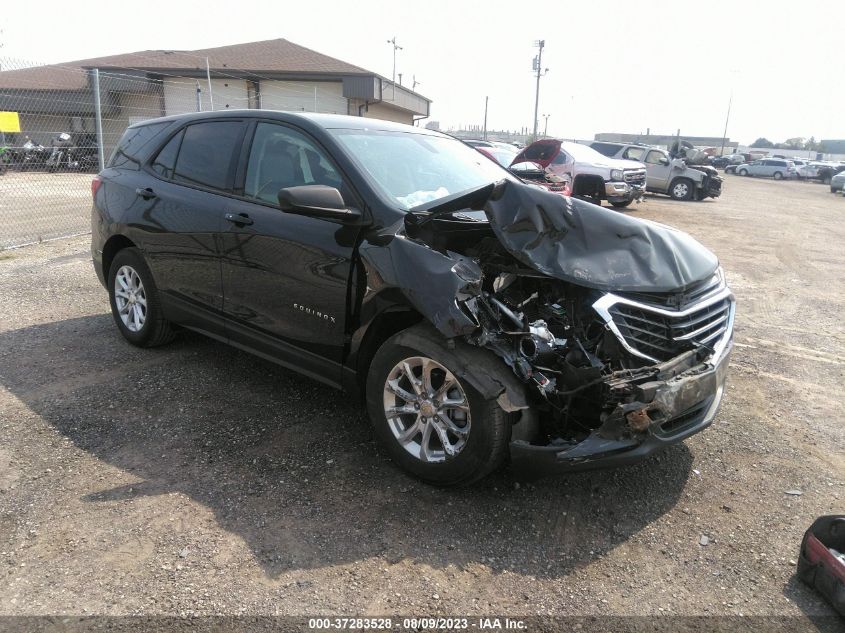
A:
[0,55,352,249]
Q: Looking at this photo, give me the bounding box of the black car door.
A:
[219,120,362,386]
[139,120,246,335]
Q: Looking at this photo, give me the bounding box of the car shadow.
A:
[0,315,693,579]
[781,574,841,628]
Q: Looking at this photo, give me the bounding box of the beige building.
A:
[0,38,431,152]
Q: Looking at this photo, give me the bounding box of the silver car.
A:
[736,158,797,180]
[830,171,845,193]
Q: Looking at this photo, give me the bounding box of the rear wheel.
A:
[108,248,174,348]
[773,171,784,180]
[366,328,510,486]
[670,178,695,201]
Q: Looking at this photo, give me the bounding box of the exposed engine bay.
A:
[363,180,735,469]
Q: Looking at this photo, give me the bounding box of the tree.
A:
[784,137,806,149]
[750,137,774,148]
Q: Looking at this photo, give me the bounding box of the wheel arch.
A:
[572,174,605,198]
[349,303,426,392]
[102,234,137,280]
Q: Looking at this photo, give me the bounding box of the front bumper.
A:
[704,174,723,198]
[605,181,645,203]
[510,341,732,477]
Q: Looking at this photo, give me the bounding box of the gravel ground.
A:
[0,171,91,249]
[0,175,842,623]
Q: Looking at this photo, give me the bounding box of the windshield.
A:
[329,129,514,210]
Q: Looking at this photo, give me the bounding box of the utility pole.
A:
[542,114,550,137]
[412,75,420,91]
[483,96,489,141]
[387,36,403,99]
[531,40,548,142]
[720,91,732,156]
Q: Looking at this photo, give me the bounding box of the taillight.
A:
[91,175,103,198]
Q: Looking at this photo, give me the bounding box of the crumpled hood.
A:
[482,181,719,293]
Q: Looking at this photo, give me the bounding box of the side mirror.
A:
[277,185,361,224]
[659,157,670,166]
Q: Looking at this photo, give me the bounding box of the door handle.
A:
[225,212,254,226]
[135,187,157,200]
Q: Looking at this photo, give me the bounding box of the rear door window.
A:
[171,121,244,191]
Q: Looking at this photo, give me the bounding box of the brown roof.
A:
[0,38,371,91]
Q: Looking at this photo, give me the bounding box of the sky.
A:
[0,0,841,144]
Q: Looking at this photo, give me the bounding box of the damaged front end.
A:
[364,181,735,475]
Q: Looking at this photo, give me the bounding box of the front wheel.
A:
[738,168,749,177]
[108,248,175,348]
[670,178,695,201]
[366,328,510,486]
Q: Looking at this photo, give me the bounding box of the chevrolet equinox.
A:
[92,111,735,485]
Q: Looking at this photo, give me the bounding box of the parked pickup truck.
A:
[589,141,723,201]
[92,111,734,485]
[511,139,646,208]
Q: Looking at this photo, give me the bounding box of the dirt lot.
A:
[0,175,843,625]
[0,171,92,249]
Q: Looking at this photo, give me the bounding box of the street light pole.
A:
[483,96,488,141]
[542,114,550,137]
[387,37,403,99]
[532,40,546,142]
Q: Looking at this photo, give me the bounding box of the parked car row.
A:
[471,137,723,206]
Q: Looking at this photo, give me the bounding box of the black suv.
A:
[92,111,735,485]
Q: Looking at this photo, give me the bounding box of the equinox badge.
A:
[293,303,336,324]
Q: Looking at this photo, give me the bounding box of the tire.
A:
[822,174,832,185]
[107,247,174,348]
[738,168,748,177]
[610,200,632,208]
[773,171,783,180]
[833,187,838,194]
[669,178,695,201]
[366,327,510,486]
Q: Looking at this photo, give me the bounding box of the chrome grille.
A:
[594,282,735,363]
[624,169,647,187]
[608,298,731,361]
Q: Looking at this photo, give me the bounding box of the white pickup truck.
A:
[511,139,646,208]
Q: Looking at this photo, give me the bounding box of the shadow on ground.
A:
[0,315,694,579]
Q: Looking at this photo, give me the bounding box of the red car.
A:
[475,147,570,196]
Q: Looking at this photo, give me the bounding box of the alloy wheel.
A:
[382,356,471,463]
[114,265,147,332]
[672,182,690,199]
